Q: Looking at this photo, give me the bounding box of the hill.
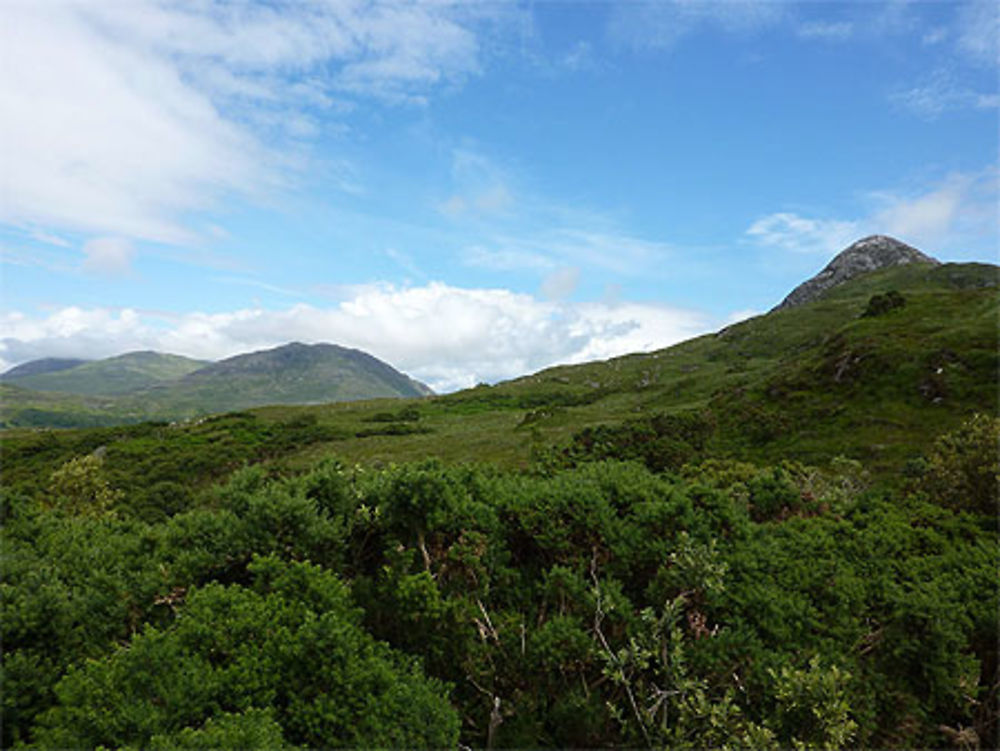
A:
[3,351,207,397]
[242,255,991,478]
[4,251,995,479]
[774,234,940,310]
[0,357,90,379]
[2,240,996,750]
[125,342,433,417]
[0,343,433,427]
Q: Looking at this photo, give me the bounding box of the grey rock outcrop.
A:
[774,235,940,311]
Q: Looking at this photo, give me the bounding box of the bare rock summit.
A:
[774,235,940,311]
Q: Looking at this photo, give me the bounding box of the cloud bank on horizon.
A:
[2,0,997,389]
[0,286,713,393]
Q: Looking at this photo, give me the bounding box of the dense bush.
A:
[861,289,906,317]
[2,449,996,748]
[34,556,459,749]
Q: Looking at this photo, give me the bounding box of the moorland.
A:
[2,249,997,748]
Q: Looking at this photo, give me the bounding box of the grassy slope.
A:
[114,343,432,418]
[0,384,132,429]
[2,262,996,483]
[5,352,207,396]
[0,345,430,426]
[291,261,996,473]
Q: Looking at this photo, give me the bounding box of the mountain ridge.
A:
[1,342,433,426]
[0,357,91,380]
[2,352,208,396]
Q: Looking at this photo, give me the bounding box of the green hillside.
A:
[116,342,433,418]
[0,343,432,427]
[2,259,997,749]
[245,260,995,478]
[4,351,207,396]
[3,262,995,471]
[0,358,90,379]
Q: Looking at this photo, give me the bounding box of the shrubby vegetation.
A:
[2,415,996,748]
[861,289,906,318]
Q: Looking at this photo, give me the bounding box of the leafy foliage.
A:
[3,449,997,748]
[1,260,997,748]
[913,413,999,516]
[861,289,906,318]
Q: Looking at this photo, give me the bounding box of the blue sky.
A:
[2,0,997,391]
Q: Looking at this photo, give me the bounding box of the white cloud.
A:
[891,69,1000,118]
[540,267,581,300]
[82,237,136,276]
[0,1,490,246]
[747,171,998,257]
[29,230,72,248]
[723,309,762,326]
[797,21,853,40]
[385,248,426,279]
[464,246,555,272]
[955,0,1000,66]
[922,27,948,46]
[466,228,674,279]
[745,213,862,255]
[561,41,596,72]
[439,148,515,219]
[610,1,784,50]
[0,283,712,393]
[869,181,964,242]
[440,146,675,281]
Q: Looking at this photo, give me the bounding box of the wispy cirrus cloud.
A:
[0,284,713,392]
[891,69,1000,118]
[797,21,853,41]
[464,227,673,279]
[82,237,136,276]
[746,214,862,256]
[440,147,676,284]
[0,0,497,248]
[746,170,998,257]
[609,1,784,50]
[955,0,1000,66]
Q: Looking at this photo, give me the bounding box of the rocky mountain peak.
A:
[774,235,940,311]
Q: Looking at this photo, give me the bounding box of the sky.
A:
[2,0,997,392]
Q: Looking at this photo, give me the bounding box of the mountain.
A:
[3,241,995,751]
[774,235,940,310]
[3,351,208,396]
[1,358,90,379]
[0,343,432,427]
[131,342,433,416]
[1,243,995,462]
[117,249,990,478]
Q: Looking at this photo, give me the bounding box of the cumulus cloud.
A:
[747,171,998,257]
[0,0,490,246]
[0,283,712,393]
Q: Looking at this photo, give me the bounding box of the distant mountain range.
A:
[1,343,432,427]
[2,351,209,396]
